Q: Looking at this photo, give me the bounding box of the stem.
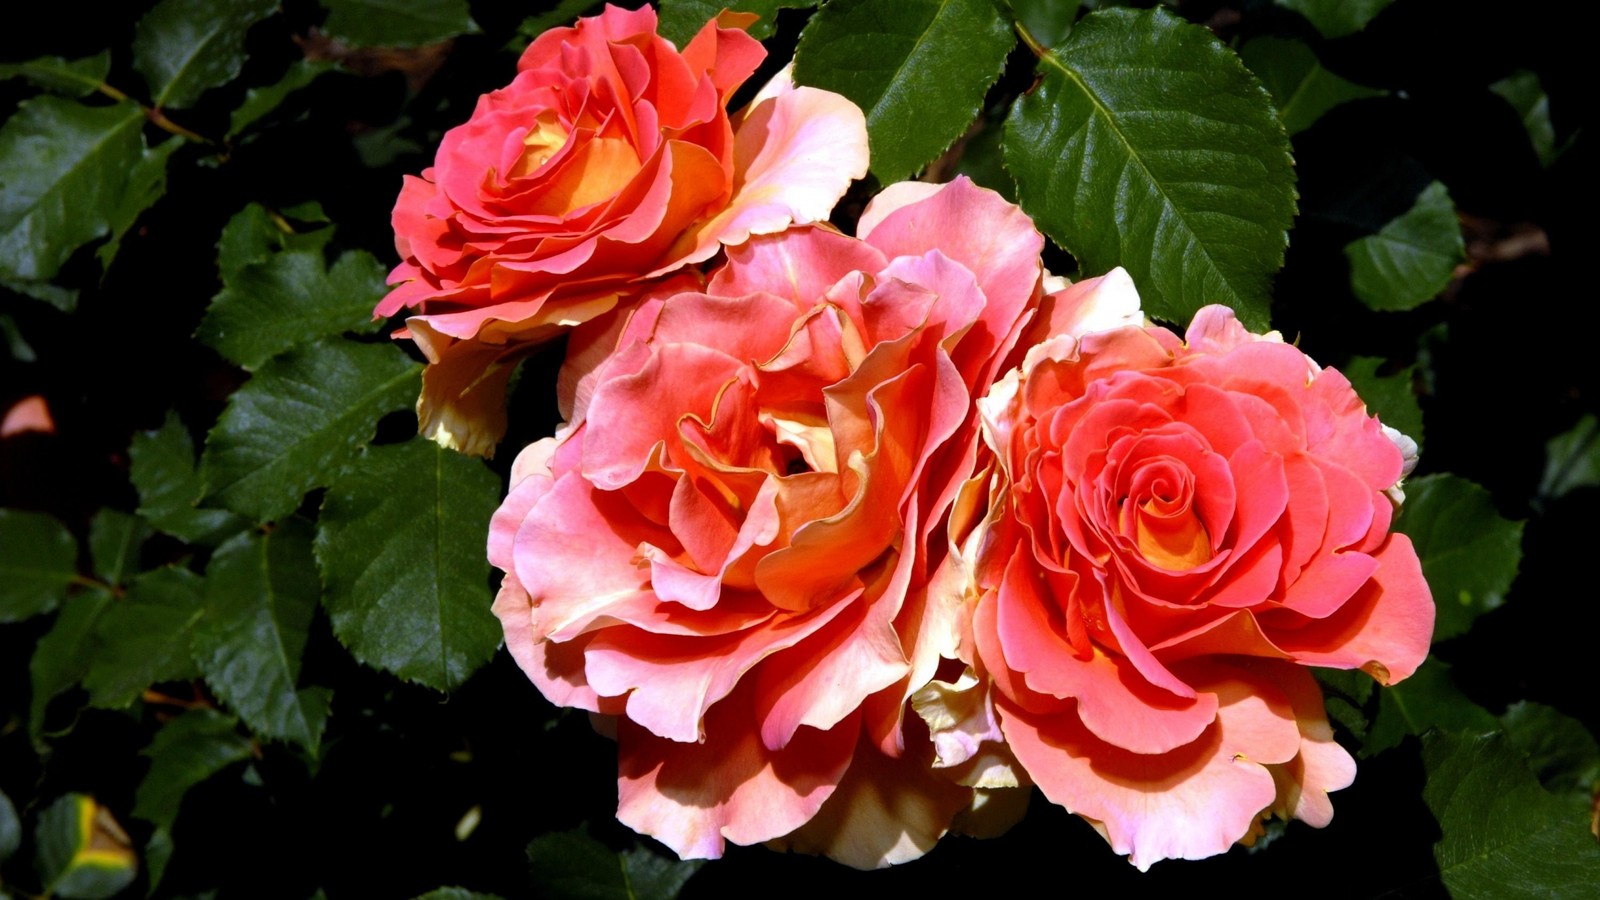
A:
[94,82,130,103]
[146,108,215,145]
[1014,18,1049,59]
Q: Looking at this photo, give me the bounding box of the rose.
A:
[490,178,1045,865]
[948,299,1434,868]
[378,5,868,455]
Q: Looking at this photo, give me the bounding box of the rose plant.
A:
[377,4,867,454]
[937,296,1436,868]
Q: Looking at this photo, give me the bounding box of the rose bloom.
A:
[377,5,867,455]
[490,178,1050,865]
[935,294,1434,869]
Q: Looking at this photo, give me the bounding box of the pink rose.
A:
[490,179,1043,865]
[378,5,868,455]
[954,301,1434,868]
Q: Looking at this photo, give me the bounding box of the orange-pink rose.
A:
[490,179,1045,865]
[378,5,867,455]
[952,300,1434,868]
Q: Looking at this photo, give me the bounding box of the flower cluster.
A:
[384,5,1434,871]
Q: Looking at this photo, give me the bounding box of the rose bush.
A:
[942,297,1434,869]
[377,5,868,454]
[490,178,1052,865]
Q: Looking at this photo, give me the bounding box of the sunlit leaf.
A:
[83,567,205,709]
[317,439,502,691]
[198,248,387,370]
[0,98,165,283]
[132,0,281,108]
[1345,180,1464,312]
[1394,473,1523,643]
[795,0,1013,183]
[0,53,111,97]
[319,0,481,49]
[1422,731,1600,897]
[0,508,78,623]
[194,523,329,753]
[34,794,138,900]
[1004,7,1295,330]
[1363,657,1498,758]
[198,339,420,523]
[134,708,254,829]
[1273,0,1396,39]
[1239,36,1384,136]
[659,0,816,44]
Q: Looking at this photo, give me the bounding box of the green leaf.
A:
[1004,7,1296,331]
[134,708,254,830]
[198,249,387,370]
[194,523,329,753]
[528,829,704,900]
[29,588,115,742]
[0,789,19,863]
[1499,701,1600,801]
[1422,731,1600,898]
[132,0,282,109]
[198,339,420,523]
[228,59,334,138]
[794,0,1013,183]
[0,98,164,283]
[319,0,481,49]
[0,312,36,361]
[1363,657,1498,757]
[1238,37,1384,136]
[144,826,174,894]
[1540,414,1600,502]
[658,0,817,45]
[316,439,502,692]
[88,509,151,587]
[216,203,334,284]
[1,276,78,312]
[130,411,250,546]
[83,567,206,709]
[0,53,111,97]
[34,794,139,900]
[1273,0,1396,39]
[412,890,505,900]
[0,508,78,623]
[1345,180,1464,312]
[1490,70,1565,168]
[1341,356,1423,452]
[95,136,182,273]
[1394,474,1523,643]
